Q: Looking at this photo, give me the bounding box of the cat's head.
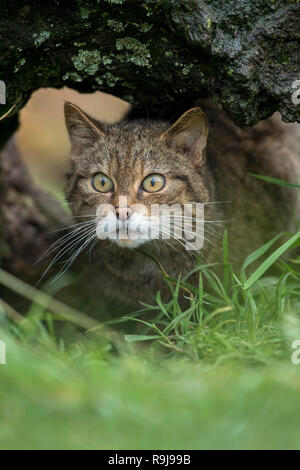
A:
[64,102,210,250]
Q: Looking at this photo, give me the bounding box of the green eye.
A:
[92,173,114,193]
[142,174,165,193]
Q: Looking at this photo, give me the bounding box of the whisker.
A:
[203,201,231,205]
[158,221,222,258]
[158,226,195,258]
[49,231,96,284]
[36,225,96,284]
[88,238,99,261]
[170,221,223,241]
[49,219,96,234]
[36,222,96,263]
[57,214,97,221]
[171,219,221,245]
[173,225,218,250]
[170,216,226,224]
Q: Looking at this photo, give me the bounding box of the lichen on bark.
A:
[0,0,299,150]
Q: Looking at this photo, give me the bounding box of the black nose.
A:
[115,206,132,221]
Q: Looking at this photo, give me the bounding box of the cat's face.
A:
[65,103,210,250]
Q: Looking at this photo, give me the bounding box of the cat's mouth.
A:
[113,226,153,249]
[94,207,205,251]
[114,237,152,249]
[95,211,156,249]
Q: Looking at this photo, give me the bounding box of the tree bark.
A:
[1,0,300,149]
[0,138,67,281]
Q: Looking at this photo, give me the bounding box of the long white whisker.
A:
[170,216,226,224]
[50,231,96,284]
[49,219,96,234]
[89,238,99,261]
[36,222,96,263]
[172,225,218,250]
[37,225,96,284]
[158,226,195,258]
[170,221,223,241]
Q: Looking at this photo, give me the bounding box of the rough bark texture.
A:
[1,0,300,149]
[0,138,67,280]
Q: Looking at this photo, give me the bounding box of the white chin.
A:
[113,238,151,249]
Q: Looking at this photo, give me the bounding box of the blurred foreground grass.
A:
[1,228,300,449]
[1,325,300,450]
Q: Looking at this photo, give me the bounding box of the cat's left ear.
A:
[64,102,105,155]
[160,107,209,167]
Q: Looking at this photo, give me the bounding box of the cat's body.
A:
[64,101,300,306]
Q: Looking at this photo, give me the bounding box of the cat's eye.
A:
[92,173,114,193]
[142,174,165,193]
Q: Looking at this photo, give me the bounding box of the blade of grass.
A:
[250,174,300,189]
[0,268,98,329]
[241,232,286,271]
[244,231,300,289]
[124,334,160,342]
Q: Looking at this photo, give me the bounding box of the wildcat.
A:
[64,101,300,306]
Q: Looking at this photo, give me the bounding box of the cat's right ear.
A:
[64,102,105,154]
[159,107,209,168]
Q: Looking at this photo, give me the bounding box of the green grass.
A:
[2,334,300,450]
[1,219,300,448]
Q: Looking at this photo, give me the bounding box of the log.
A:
[1,0,300,149]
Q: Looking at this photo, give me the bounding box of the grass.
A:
[2,336,300,450]
[1,178,300,449]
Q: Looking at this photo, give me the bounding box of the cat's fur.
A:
[64,101,300,306]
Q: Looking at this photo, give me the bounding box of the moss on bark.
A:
[0,0,299,148]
